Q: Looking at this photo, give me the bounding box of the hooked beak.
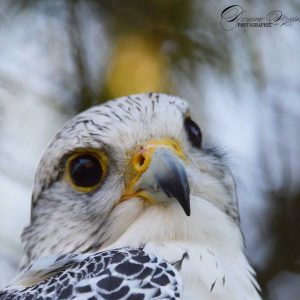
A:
[121,139,191,216]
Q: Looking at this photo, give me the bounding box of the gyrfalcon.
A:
[0,93,261,299]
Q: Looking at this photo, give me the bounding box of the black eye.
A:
[69,154,103,189]
[184,118,202,148]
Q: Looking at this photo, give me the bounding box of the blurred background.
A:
[0,0,299,298]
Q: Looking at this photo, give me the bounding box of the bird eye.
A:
[184,118,202,148]
[66,153,104,191]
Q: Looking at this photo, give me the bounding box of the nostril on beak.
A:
[131,144,151,173]
[137,153,146,167]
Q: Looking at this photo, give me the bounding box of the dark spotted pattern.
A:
[0,248,181,300]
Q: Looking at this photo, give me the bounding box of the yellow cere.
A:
[64,149,108,193]
[120,138,187,203]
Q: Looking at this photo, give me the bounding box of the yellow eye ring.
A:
[64,150,108,193]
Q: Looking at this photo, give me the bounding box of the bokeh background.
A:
[0,1,299,299]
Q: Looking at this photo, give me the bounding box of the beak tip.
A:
[180,195,191,216]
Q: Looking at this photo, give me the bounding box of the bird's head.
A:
[22,93,240,265]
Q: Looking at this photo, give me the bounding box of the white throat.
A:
[103,197,261,300]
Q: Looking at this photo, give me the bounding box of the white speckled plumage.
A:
[2,93,261,299]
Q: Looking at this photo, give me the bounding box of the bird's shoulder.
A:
[0,248,182,300]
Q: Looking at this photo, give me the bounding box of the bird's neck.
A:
[103,198,242,252]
